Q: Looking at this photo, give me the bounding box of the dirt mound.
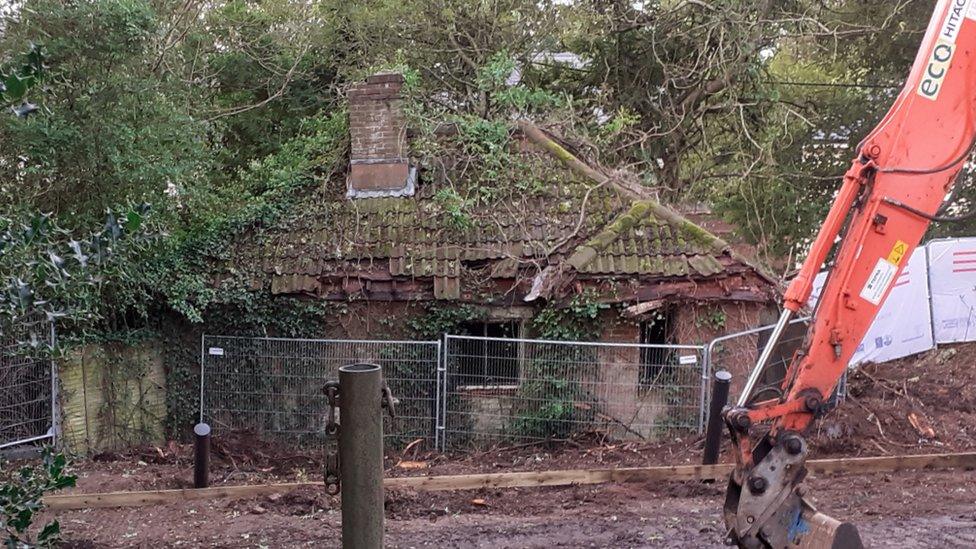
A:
[210,430,320,474]
[810,343,976,456]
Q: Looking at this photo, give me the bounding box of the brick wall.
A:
[672,301,777,396]
[347,72,414,197]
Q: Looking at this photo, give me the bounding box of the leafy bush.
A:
[509,349,597,441]
[0,447,77,547]
[509,293,607,441]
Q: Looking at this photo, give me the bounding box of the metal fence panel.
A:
[442,335,707,450]
[705,317,846,408]
[200,336,440,449]
[0,313,56,449]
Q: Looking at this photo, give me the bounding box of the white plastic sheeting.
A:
[926,238,976,343]
[808,247,933,366]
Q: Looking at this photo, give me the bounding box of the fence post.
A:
[339,363,385,549]
[434,338,442,451]
[438,334,449,452]
[198,333,206,424]
[193,423,211,488]
[702,369,732,466]
[49,319,60,447]
[698,346,708,433]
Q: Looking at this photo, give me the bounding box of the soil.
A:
[810,345,976,457]
[32,344,976,547]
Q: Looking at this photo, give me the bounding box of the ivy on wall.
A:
[532,289,609,341]
[406,304,483,340]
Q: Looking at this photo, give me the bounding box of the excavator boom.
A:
[724,1,976,547]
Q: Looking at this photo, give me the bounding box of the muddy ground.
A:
[33,344,976,547]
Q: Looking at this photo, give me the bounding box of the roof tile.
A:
[229,155,748,289]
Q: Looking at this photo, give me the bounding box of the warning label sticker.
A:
[887,240,909,266]
[860,258,899,306]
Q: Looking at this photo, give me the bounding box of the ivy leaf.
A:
[11,507,33,532]
[125,210,142,232]
[24,44,45,75]
[3,73,27,101]
[37,520,61,543]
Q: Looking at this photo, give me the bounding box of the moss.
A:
[587,230,619,250]
[540,135,583,165]
[567,246,598,270]
[677,218,729,253]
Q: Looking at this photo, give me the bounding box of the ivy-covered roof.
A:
[230,144,765,302]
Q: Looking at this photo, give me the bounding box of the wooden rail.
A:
[43,451,976,511]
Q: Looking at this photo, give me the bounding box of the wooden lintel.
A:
[623,299,666,318]
[42,452,976,511]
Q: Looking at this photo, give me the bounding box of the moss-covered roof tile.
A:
[230,154,750,292]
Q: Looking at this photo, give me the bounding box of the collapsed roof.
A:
[225,74,776,307]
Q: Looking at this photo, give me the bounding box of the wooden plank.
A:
[383,462,735,492]
[622,299,666,318]
[45,482,314,510]
[806,451,976,475]
[43,452,976,511]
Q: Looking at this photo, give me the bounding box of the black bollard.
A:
[193,422,211,489]
[702,370,732,466]
[338,363,384,549]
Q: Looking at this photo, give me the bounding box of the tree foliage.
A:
[0,0,948,333]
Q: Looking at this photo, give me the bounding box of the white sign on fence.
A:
[809,247,933,366]
[926,238,976,343]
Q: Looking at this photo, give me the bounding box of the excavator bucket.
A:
[723,445,863,549]
[793,503,863,549]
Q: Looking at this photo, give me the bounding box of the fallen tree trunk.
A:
[43,451,976,511]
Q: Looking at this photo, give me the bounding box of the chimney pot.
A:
[366,72,405,85]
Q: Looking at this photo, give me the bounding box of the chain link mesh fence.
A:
[0,313,56,449]
[440,335,707,450]
[200,336,440,449]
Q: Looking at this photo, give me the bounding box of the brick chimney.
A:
[346,72,415,198]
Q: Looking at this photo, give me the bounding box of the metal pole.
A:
[339,363,384,549]
[737,309,792,406]
[702,370,732,466]
[50,319,60,448]
[193,423,211,489]
[434,339,442,451]
[697,347,708,433]
[199,334,206,424]
[439,335,449,452]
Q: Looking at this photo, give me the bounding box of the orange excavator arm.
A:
[723,1,976,547]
